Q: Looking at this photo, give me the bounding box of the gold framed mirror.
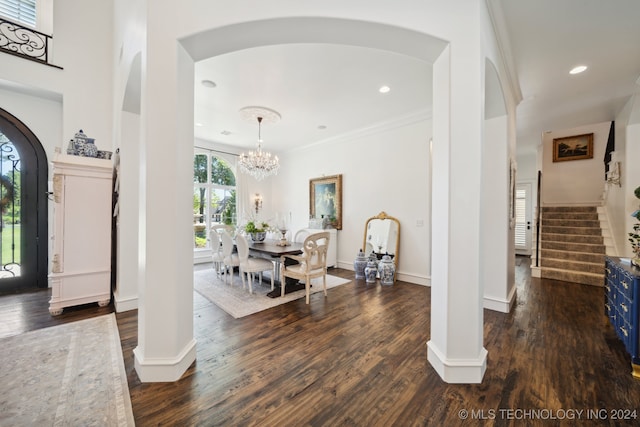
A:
[363,211,400,268]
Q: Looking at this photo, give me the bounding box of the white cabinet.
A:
[303,228,338,268]
[48,154,113,315]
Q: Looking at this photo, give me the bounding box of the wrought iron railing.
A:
[0,17,59,68]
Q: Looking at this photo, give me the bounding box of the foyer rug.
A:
[0,314,135,426]
[194,267,351,318]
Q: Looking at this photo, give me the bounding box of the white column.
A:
[114,110,141,312]
[133,34,196,382]
[427,44,487,383]
[481,115,515,313]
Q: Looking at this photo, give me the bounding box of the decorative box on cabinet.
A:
[303,228,337,268]
[48,154,113,315]
[605,257,640,379]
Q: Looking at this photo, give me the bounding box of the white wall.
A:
[625,97,640,257]
[0,86,62,156]
[269,118,432,285]
[541,121,612,206]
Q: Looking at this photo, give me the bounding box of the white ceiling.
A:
[193,1,640,156]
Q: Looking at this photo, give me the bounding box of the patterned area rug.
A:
[0,314,134,426]
[194,267,351,318]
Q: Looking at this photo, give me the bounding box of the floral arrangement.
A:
[244,221,271,234]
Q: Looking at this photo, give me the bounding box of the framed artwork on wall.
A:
[552,133,594,162]
[309,174,342,230]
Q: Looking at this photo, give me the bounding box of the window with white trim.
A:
[0,0,36,27]
[0,0,53,34]
[193,151,237,250]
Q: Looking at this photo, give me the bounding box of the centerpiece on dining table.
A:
[244,220,271,243]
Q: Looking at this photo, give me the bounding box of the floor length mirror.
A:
[363,211,400,268]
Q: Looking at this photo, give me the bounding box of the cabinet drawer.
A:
[619,270,635,301]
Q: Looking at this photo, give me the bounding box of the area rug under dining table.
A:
[0,313,134,426]
[194,267,351,318]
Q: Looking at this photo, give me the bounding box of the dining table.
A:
[246,239,305,298]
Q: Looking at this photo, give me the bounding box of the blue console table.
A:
[605,257,640,379]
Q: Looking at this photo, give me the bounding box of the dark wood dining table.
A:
[246,239,304,298]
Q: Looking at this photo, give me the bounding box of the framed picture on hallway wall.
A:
[552,133,594,162]
[310,174,342,230]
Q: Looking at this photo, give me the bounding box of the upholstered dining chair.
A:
[280,231,330,304]
[220,231,240,285]
[235,233,275,294]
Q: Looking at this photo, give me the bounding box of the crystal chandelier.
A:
[238,107,280,181]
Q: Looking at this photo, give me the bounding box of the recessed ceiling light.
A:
[379,85,390,93]
[201,79,217,88]
[569,65,587,75]
[195,122,204,127]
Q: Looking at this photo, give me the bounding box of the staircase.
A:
[539,206,605,286]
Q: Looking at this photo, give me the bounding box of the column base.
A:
[427,340,487,383]
[134,339,196,382]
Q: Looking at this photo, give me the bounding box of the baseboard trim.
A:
[426,340,487,383]
[483,285,516,313]
[133,339,197,382]
[113,291,138,312]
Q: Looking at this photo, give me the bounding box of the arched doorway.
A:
[0,108,48,293]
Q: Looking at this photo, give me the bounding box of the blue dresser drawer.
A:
[605,257,640,378]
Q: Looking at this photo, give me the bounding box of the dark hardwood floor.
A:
[2,257,640,426]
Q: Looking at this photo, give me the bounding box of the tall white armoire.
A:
[48,153,113,315]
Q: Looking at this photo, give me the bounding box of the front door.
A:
[0,109,48,293]
[515,182,532,255]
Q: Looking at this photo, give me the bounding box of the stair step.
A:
[541,225,601,235]
[542,206,598,213]
[542,211,599,220]
[540,248,605,264]
[541,240,605,253]
[543,218,601,228]
[541,267,604,287]
[540,258,604,274]
[541,232,603,245]
[538,205,605,286]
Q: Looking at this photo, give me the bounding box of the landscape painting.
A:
[552,133,594,162]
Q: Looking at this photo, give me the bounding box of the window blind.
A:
[514,188,526,247]
[0,0,36,27]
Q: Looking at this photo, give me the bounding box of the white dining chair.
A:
[235,233,275,294]
[210,229,224,277]
[280,232,330,304]
[220,231,240,285]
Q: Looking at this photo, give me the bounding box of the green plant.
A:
[244,221,270,233]
[629,223,640,256]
